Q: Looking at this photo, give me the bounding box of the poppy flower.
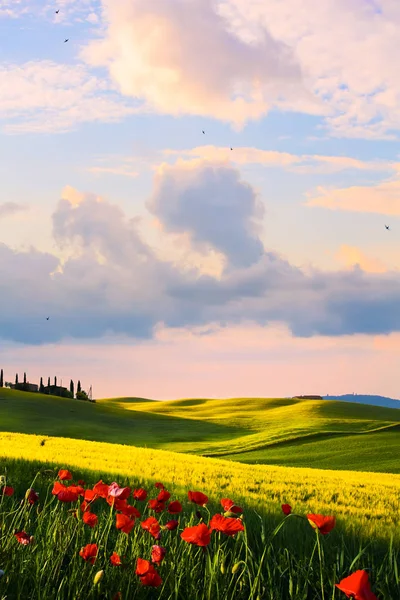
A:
[93,480,109,499]
[188,491,208,506]
[52,482,65,496]
[141,517,161,540]
[25,488,39,505]
[181,523,211,546]
[1,486,14,497]
[151,545,166,564]
[79,543,98,564]
[110,552,122,566]
[108,483,131,500]
[154,482,164,489]
[57,489,79,503]
[114,499,140,518]
[83,511,98,528]
[70,485,85,497]
[112,594,122,600]
[164,519,179,531]
[149,499,166,513]
[58,469,72,481]
[307,514,336,535]
[168,501,182,514]
[14,531,32,545]
[136,559,162,587]
[220,498,243,514]
[282,504,292,516]
[335,570,378,600]
[116,513,135,534]
[78,479,85,486]
[157,489,171,502]
[210,513,245,536]
[133,488,147,501]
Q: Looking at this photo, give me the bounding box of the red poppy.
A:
[110,552,122,566]
[136,559,162,587]
[113,594,122,600]
[14,531,32,545]
[84,489,98,503]
[70,485,85,497]
[93,480,109,498]
[58,469,72,481]
[282,504,292,516]
[78,479,85,486]
[188,491,208,506]
[168,501,182,514]
[83,511,98,528]
[149,499,166,513]
[164,519,179,531]
[335,570,378,600]
[1,486,14,497]
[133,488,147,501]
[181,523,211,546]
[151,545,166,564]
[210,513,245,536]
[157,489,171,502]
[141,517,161,539]
[57,488,79,503]
[52,482,65,496]
[307,514,336,535]
[154,482,165,489]
[116,513,135,534]
[220,498,243,514]
[114,499,141,518]
[108,483,132,500]
[79,543,98,564]
[25,488,39,504]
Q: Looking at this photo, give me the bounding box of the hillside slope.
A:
[1,389,399,473]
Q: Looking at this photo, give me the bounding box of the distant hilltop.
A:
[323,393,400,410]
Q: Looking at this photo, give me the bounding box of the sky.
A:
[1,0,400,400]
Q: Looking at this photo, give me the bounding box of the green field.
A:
[0,388,399,473]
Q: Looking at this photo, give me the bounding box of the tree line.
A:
[0,369,93,402]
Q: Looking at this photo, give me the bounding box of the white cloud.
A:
[0,60,139,133]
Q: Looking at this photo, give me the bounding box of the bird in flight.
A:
[230,147,233,151]
[64,38,69,43]
[46,317,50,321]
[385,224,390,230]
[55,9,59,13]
[202,130,205,134]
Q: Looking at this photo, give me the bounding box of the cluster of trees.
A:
[0,369,92,402]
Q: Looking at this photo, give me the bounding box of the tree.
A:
[15,373,18,385]
[76,390,88,401]
[54,376,57,386]
[39,377,44,393]
[23,372,27,384]
[0,369,3,387]
[77,380,81,394]
[70,380,74,398]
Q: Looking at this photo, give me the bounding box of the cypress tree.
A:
[15,373,18,385]
[47,377,50,387]
[39,377,44,393]
[23,372,27,384]
[77,380,81,393]
[70,380,74,398]
[54,376,57,386]
[0,369,3,387]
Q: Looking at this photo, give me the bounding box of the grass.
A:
[0,389,399,473]
[0,455,399,599]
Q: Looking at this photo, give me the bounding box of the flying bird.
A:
[46,317,50,321]
[64,38,69,43]
[202,130,205,134]
[385,224,390,230]
[55,9,59,13]
[230,147,233,150]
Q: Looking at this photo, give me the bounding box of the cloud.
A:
[335,245,388,274]
[81,0,322,129]
[0,60,139,133]
[0,202,27,219]
[147,160,265,268]
[2,171,400,345]
[305,171,400,215]
[163,146,393,174]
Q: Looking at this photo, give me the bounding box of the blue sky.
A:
[1,0,400,399]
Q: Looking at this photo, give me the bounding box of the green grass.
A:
[1,388,399,473]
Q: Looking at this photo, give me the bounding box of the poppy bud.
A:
[231,563,241,574]
[220,562,225,574]
[224,511,238,518]
[93,570,104,585]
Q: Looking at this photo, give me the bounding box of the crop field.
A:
[1,389,399,473]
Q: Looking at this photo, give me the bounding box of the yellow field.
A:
[1,431,399,543]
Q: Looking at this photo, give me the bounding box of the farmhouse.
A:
[42,385,70,397]
[7,382,39,392]
[292,395,323,400]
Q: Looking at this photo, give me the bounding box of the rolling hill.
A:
[0,388,399,473]
[323,393,400,409]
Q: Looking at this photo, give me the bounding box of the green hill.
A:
[0,388,399,473]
